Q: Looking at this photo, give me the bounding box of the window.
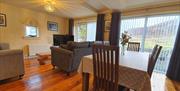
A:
[87,22,97,41]
[120,14,180,74]
[121,17,145,46]
[144,15,180,73]
[25,26,39,38]
[74,22,96,42]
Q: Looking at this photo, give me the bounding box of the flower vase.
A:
[121,45,125,55]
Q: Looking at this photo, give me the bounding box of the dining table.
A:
[78,51,151,91]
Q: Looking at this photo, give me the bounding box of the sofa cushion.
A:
[75,42,89,48]
[67,41,89,51]
[0,43,10,50]
[88,41,94,47]
[94,41,110,45]
[60,44,69,50]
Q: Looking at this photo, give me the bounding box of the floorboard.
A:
[0,59,179,91]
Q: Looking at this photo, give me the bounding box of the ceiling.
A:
[0,0,179,18]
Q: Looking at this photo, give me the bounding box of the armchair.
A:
[0,43,24,80]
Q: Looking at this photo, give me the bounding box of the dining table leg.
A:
[82,72,90,91]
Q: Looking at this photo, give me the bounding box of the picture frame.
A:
[47,21,58,31]
[0,13,7,27]
[105,21,111,31]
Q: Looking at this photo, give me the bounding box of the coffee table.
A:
[36,52,51,65]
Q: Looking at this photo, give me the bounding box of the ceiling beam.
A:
[80,0,112,14]
[98,0,112,10]
[80,1,98,13]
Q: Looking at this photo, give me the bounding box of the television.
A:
[53,35,74,46]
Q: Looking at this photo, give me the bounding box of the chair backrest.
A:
[127,42,140,52]
[151,45,158,56]
[147,45,162,77]
[92,44,119,91]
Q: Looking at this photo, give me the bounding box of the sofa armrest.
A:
[0,49,24,80]
[50,47,73,56]
[50,47,74,72]
[72,47,92,71]
[0,49,23,56]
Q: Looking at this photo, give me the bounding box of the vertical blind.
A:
[121,18,145,49]
[120,14,180,73]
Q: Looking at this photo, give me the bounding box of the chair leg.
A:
[118,86,130,91]
[19,74,24,79]
[66,72,70,76]
[52,65,55,70]
[125,88,130,91]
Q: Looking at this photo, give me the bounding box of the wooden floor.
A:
[0,59,179,91]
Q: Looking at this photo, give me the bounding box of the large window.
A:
[120,14,180,73]
[121,18,145,47]
[74,22,96,42]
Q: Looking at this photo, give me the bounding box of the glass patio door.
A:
[120,17,145,47]
[74,22,96,42]
[144,15,180,73]
[74,23,87,42]
[120,14,180,74]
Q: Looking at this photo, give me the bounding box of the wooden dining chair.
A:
[151,45,159,56]
[127,42,140,52]
[92,44,119,91]
[147,45,162,77]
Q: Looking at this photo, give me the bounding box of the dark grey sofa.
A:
[50,41,93,75]
[0,43,24,80]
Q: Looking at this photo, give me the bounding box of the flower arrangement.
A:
[120,31,131,55]
[120,31,131,46]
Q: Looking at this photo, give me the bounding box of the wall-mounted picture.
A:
[105,21,111,31]
[47,21,58,31]
[0,13,6,27]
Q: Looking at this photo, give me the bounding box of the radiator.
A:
[28,44,51,56]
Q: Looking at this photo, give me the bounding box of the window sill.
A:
[23,36,40,39]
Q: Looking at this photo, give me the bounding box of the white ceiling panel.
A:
[0,0,179,18]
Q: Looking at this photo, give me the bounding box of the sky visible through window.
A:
[74,22,96,42]
[25,26,39,37]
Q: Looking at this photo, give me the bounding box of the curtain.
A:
[69,19,74,35]
[109,12,121,46]
[166,22,180,81]
[96,14,105,41]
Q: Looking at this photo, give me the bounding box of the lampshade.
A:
[44,4,55,12]
[44,0,56,12]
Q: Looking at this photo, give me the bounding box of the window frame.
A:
[74,21,96,42]
[24,25,39,38]
[120,13,180,74]
[120,13,180,51]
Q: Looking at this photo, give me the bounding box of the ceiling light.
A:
[44,4,55,12]
[44,0,56,12]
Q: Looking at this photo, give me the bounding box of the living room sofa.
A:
[0,43,25,80]
[50,41,93,75]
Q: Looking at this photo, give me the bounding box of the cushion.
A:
[67,41,89,51]
[0,43,10,50]
[74,42,89,48]
[94,41,110,45]
[88,41,94,47]
[60,44,69,49]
